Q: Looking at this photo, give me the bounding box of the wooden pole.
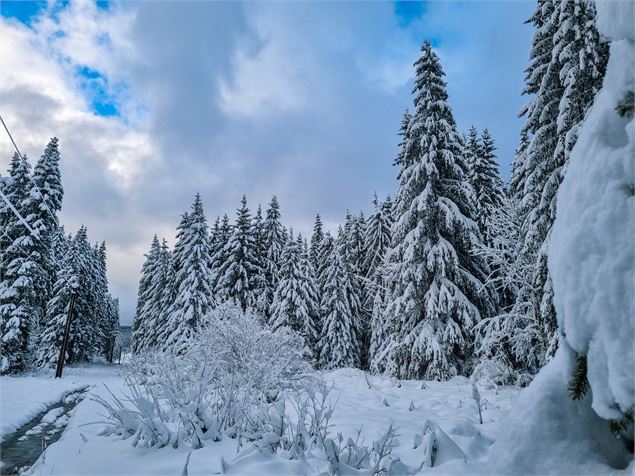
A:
[55,293,76,379]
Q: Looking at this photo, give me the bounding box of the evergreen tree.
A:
[383,41,494,380]
[93,241,111,357]
[34,238,79,368]
[0,155,44,373]
[262,196,285,319]
[250,204,268,315]
[36,226,97,366]
[318,246,358,369]
[340,216,366,365]
[270,232,319,356]
[67,226,99,362]
[300,237,321,356]
[363,195,393,307]
[132,236,162,354]
[509,0,608,364]
[309,213,324,270]
[471,129,506,248]
[163,194,215,353]
[210,213,232,288]
[103,295,119,362]
[364,195,394,373]
[215,195,262,312]
[31,138,64,319]
[316,232,335,310]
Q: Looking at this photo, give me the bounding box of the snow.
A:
[13,365,521,475]
[549,0,635,420]
[487,348,632,474]
[0,367,93,441]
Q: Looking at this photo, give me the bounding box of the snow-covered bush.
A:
[97,304,314,448]
[470,359,512,387]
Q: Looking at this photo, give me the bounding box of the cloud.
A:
[0,0,534,324]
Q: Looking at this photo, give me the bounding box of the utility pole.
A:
[55,293,76,379]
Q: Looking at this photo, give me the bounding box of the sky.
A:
[0,0,535,325]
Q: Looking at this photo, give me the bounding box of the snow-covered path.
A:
[10,366,521,475]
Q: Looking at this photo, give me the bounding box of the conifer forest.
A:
[0,1,633,475]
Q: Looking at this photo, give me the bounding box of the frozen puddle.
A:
[0,387,88,475]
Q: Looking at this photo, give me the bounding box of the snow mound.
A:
[487,349,631,474]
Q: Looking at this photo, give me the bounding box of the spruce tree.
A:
[383,41,494,380]
[316,232,335,311]
[309,213,324,270]
[68,226,99,362]
[251,204,268,315]
[132,236,161,354]
[163,194,215,353]
[300,237,321,356]
[471,129,506,247]
[509,0,608,364]
[30,138,64,322]
[210,213,232,288]
[270,232,319,356]
[365,195,394,373]
[215,195,262,312]
[0,155,44,373]
[34,239,79,368]
[318,246,358,370]
[262,196,285,319]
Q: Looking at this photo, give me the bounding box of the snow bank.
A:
[549,0,635,420]
[487,348,631,474]
[0,374,82,441]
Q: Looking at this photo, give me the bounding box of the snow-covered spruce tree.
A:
[103,295,119,362]
[363,194,393,309]
[32,138,63,301]
[132,235,162,354]
[469,129,506,248]
[315,231,335,309]
[251,204,268,315]
[153,239,173,350]
[365,195,394,373]
[340,213,368,366]
[215,195,262,312]
[68,226,100,362]
[300,237,321,353]
[34,240,79,368]
[383,41,494,380]
[210,213,232,287]
[36,226,96,366]
[261,197,285,319]
[0,155,46,373]
[318,245,359,370]
[93,241,113,357]
[510,0,608,364]
[309,213,324,270]
[489,2,634,469]
[270,232,319,357]
[163,194,215,353]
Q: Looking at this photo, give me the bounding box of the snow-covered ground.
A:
[0,365,118,441]
[0,364,524,475]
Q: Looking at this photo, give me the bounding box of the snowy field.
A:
[0,364,525,475]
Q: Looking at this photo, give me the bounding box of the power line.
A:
[0,113,58,224]
[0,114,23,160]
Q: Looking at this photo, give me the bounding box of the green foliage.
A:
[568,354,589,400]
[615,91,634,119]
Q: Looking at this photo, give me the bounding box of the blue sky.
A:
[0,0,534,324]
